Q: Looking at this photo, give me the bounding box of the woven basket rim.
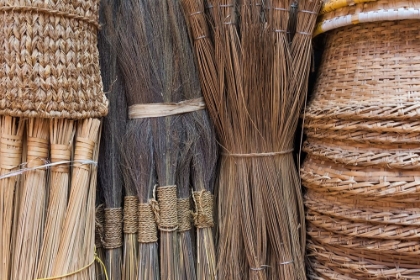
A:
[314,0,420,36]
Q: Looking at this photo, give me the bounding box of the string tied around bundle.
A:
[192,190,214,228]
[150,185,179,232]
[104,207,123,249]
[223,148,294,158]
[36,246,109,280]
[123,196,138,234]
[128,97,205,119]
[138,202,158,243]
[178,197,192,232]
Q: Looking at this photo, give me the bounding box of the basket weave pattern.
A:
[0,0,107,119]
[304,19,420,279]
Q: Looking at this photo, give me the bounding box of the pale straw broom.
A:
[11,118,49,280]
[37,119,75,278]
[51,118,101,279]
[0,116,24,280]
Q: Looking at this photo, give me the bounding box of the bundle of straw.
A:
[118,0,217,278]
[117,0,160,278]
[0,116,24,280]
[97,0,127,277]
[12,118,49,280]
[37,119,75,278]
[183,0,321,279]
[51,118,102,279]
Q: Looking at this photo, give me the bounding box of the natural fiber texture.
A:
[138,203,158,243]
[307,20,420,120]
[177,198,192,232]
[104,208,123,249]
[37,119,75,278]
[123,196,138,234]
[192,191,214,228]
[129,98,205,119]
[95,204,105,249]
[315,0,420,36]
[51,118,101,279]
[152,186,179,232]
[0,0,108,119]
[304,19,420,279]
[0,116,24,280]
[12,118,49,280]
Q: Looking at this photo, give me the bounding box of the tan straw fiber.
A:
[305,190,420,226]
[307,20,420,121]
[315,0,420,36]
[0,0,108,119]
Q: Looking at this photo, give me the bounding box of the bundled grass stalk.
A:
[51,118,101,279]
[11,118,49,280]
[95,203,107,280]
[117,0,160,278]
[185,0,320,278]
[0,116,24,280]
[98,0,126,276]
[37,119,75,278]
[82,130,102,280]
[176,137,196,280]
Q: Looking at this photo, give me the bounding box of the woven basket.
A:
[307,20,420,121]
[315,0,420,36]
[0,0,108,119]
[304,19,420,279]
[320,0,379,15]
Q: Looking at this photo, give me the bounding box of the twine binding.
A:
[223,149,293,157]
[36,246,109,280]
[192,190,214,228]
[128,97,205,119]
[123,196,138,234]
[177,198,192,232]
[138,203,158,243]
[151,185,179,232]
[104,208,123,249]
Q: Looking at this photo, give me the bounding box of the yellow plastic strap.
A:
[35,246,109,280]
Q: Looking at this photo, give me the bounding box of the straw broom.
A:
[185,0,320,278]
[117,0,160,278]
[0,116,24,280]
[98,0,126,276]
[36,119,75,278]
[11,118,49,280]
[51,118,101,279]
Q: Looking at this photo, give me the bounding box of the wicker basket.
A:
[315,0,420,36]
[303,19,420,279]
[0,0,108,119]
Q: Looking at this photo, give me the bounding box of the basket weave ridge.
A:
[304,140,420,169]
[302,157,420,199]
[315,0,420,36]
[305,190,420,225]
[308,242,420,279]
[0,0,108,118]
[307,20,420,120]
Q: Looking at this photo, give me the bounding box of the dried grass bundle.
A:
[12,118,49,280]
[51,118,101,279]
[184,0,321,279]
[97,0,127,276]
[0,116,24,280]
[37,119,75,278]
[117,0,160,278]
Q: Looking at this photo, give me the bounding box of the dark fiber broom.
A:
[98,0,127,276]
